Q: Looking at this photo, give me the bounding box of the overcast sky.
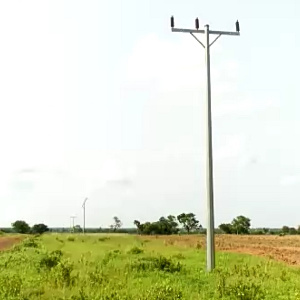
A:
[0,0,299,228]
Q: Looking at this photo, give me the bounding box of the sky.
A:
[0,0,299,229]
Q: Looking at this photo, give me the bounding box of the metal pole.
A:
[171,18,240,271]
[204,24,215,271]
[82,198,88,234]
[70,216,76,233]
[83,205,85,234]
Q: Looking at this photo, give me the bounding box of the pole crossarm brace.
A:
[209,34,222,47]
[190,32,205,48]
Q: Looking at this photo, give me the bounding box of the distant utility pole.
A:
[82,197,88,234]
[70,216,76,233]
[170,17,240,272]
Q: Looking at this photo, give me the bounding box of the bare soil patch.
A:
[140,234,300,266]
[0,236,23,251]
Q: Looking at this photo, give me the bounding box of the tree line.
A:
[134,213,201,235]
[4,215,300,236]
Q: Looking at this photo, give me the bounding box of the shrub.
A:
[51,259,75,287]
[127,246,144,255]
[39,250,63,270]
[22,237,39,248]
[67,236,75,242]
[101,249,121,265]
[129,256,182,273]
[88,265,107,286]
[172,253,185,260]
[98,237,110,242]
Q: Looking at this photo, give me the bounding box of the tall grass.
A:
[0,234,300,299]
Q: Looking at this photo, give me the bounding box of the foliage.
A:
[0,234,299,299]
[111,216,123,232]
[219,223,233,234]
[31,223,49,235]
[177,213,200,233]
[74,225,83,233]
[39,250,63,270]
[219,216,251,235]
[232,216,251,234]
[282,226,290,234]
[127,246,144,254]
[11,220,30,234]
[22,237,39,248]
[289,227,297,235]
[133,215,179,235]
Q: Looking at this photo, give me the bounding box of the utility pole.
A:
[82,197,88,234]
[170,17,240,272]
[70,216,76,233]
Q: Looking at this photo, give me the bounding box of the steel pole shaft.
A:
[83,206,85,234]
[204,24,215,272]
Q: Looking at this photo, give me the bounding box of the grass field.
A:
[1,234,300,299]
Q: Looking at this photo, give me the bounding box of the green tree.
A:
[134,216,179,235]
[74,225,82,233]
[31,223,49,234]
[282,226,289,234]
[177,213,200,234]
[12,220,30,234]
[110,216,122,232]
[289,227,297,235]
[133,220,143,234]
[219,223,233,234]
[262,228,269,234]
[158,215,179,234]
[231,216,251,234]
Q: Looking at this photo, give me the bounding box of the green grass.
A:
[0,234,300,299]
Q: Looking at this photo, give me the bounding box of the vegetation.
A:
[31,223,49,235]
[134,213,200,235]
[219,216,251,235]
[0,234,300,299]
[177,213,201,233]
[5,215,300,236]
[110,216,123,232]
[11,220,30,234]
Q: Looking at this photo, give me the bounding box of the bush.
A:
[22,237,39,248]
[39,250,63,270]
[129,256,182,273]
[98,237,110,242]
[127,246,144,255]
[51,259,75,287]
